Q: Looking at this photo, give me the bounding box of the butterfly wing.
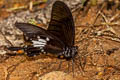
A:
[14,22,65,56]
[15,22,53,39]
[48,1,75,47]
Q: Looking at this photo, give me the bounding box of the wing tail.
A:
[8,47,25,54]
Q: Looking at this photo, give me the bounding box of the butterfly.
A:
[8,1,78,60]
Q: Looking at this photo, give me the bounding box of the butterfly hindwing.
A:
[15,22,53,39]
[48,1,75,47]
[14,22,65,56]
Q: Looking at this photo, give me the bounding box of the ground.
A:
[0,0,120,80]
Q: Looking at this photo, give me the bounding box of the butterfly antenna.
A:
[72,58,75,77]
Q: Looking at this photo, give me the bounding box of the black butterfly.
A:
[8,1,78,60]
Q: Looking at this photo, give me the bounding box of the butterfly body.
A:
[8,1,78,60]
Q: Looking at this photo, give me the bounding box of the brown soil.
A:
[0,0,120,80]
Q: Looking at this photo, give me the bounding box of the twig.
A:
[5,59,26,80]
[109,13,120,22]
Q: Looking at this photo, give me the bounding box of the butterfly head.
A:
[59,46,78,60]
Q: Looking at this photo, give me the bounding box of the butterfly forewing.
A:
[48,1,75,46]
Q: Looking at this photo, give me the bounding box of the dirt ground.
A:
[0,0,120,80]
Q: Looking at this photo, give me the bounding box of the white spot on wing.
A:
[31,37,49,48]
[37,36,40,39]
[41,49,44,52]
[32,40,46,45]
[38,39,46,43]
[33,45,45,47]
[46,37,49,41]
